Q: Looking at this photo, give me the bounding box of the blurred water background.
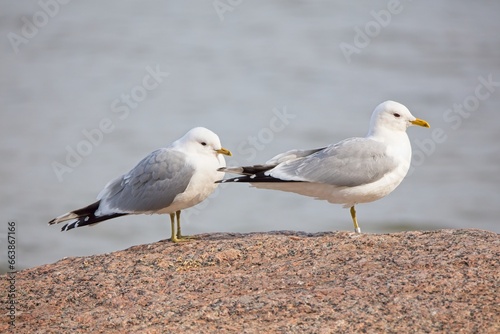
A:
[1,1,499,270]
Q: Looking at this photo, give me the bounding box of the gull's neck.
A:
[367,126,412,167]
[367,125,408,143]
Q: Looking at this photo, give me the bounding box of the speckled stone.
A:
[2,229,499,333]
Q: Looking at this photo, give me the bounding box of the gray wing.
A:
[98,148,194,213]
[220,147,326,176]
[269,137,398,187]
[265,147,327,165]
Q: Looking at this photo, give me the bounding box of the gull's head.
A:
[368,100,430,135]
[175,127,232,158]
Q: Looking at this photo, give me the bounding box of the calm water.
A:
[1,1,499,270]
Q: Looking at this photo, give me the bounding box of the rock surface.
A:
[2,229,499,333]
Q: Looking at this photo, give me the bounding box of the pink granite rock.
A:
[2,229,499,333]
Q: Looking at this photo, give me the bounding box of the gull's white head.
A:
[368,100,430,136]
[174,127,232,160]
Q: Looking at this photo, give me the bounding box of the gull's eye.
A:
[393,113,401,118]
[200,142,207,146]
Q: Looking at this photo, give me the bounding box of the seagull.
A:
[218,101,430,233]
[49,127,232,242]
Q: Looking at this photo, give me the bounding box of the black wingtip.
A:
[61,219,81,232]
[61,223,71,232]
[216,177,242,184]
[60,213,128,232]
[220,173,301,184]
[215,178,233,184]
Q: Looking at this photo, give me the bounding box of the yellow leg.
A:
[170,210,197,242]
[169,213,179,243]
[350,206,361,234]
[175,210,182,239]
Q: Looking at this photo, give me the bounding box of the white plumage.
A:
[49,127,232,242]
[219,101,430,233]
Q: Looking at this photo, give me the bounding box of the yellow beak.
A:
[216,147,232,156]
[410,118,430,128]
